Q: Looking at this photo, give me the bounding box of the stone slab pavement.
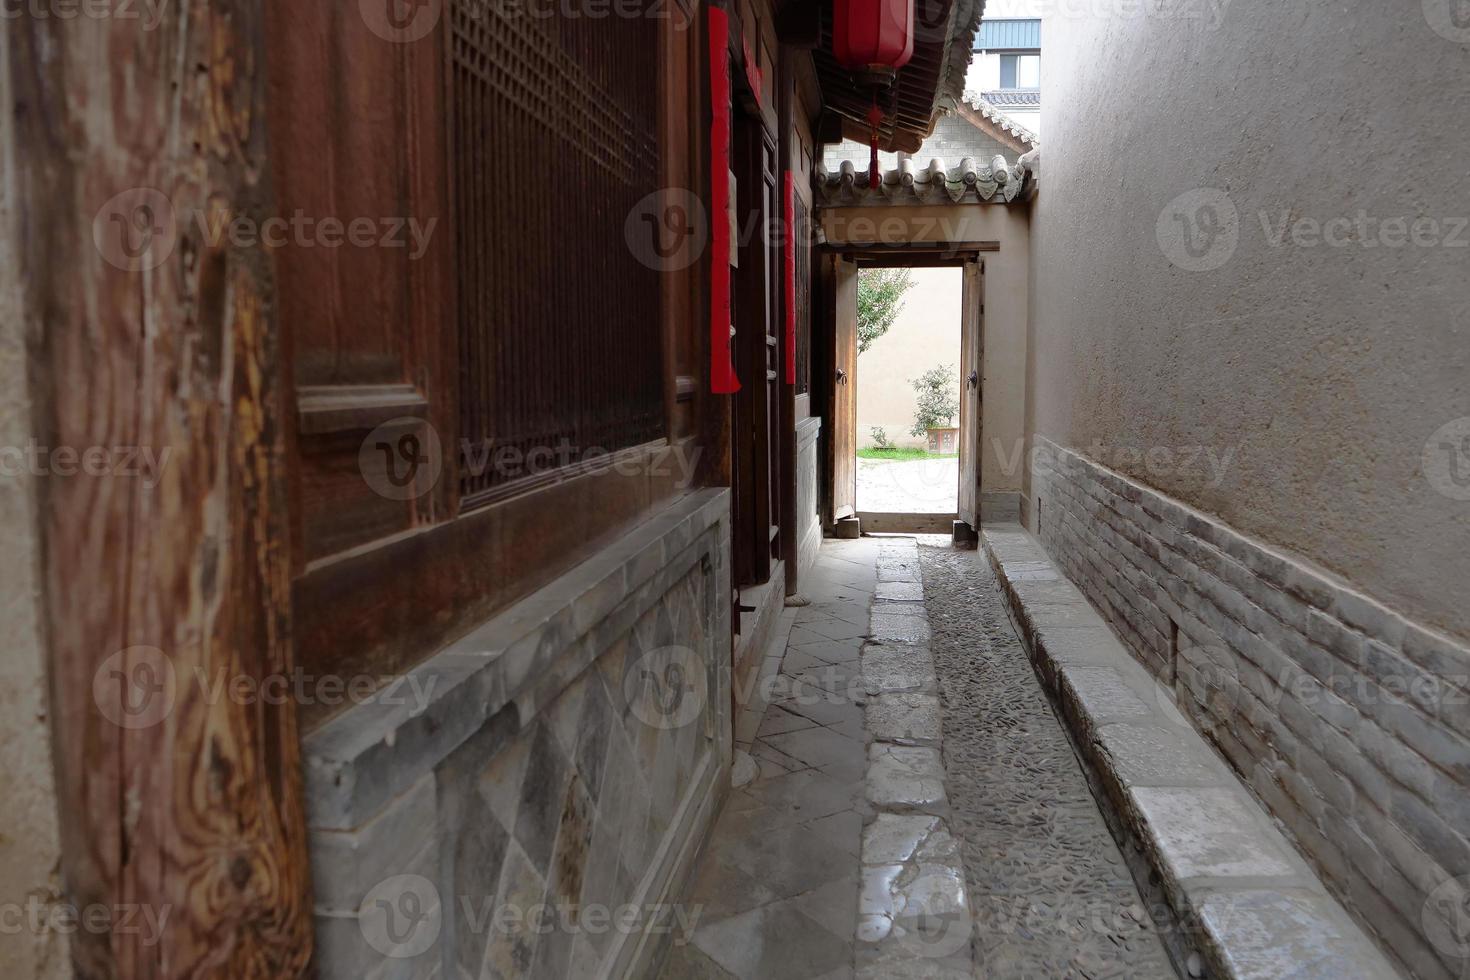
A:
[856,458,958,514]
[661,536,1202,979]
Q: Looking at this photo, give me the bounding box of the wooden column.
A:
[9,3,312,977]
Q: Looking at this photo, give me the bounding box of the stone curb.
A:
[856,539,974,980]
[982,523,1402,980]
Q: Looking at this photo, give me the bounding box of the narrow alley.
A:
[662,537,1174,979]
[4,2,1465,979]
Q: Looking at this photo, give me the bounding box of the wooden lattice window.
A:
[451,2,666,507]
[794,193,812,396]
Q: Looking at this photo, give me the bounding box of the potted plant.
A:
[910,364,960,454]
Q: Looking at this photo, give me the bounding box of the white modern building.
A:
[965,15,1043,135]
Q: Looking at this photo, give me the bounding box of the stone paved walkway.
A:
[659,538,878,980]
[659,538,1176,980]
[856,458,959,514]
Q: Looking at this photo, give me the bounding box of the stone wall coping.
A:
[982,522,1403,980]
[302,488,731,831]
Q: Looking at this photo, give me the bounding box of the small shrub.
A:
[909,364,960,438]
[869,426,894,450]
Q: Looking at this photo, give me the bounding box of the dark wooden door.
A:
[958,259,984,528]
[733,112,781,585]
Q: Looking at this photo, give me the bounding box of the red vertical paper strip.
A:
[783,170,796,385]
[709,6,739,394]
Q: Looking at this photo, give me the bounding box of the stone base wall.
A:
[304,490,733,980]
[1030,437,1470,980]
[797,418,822,579]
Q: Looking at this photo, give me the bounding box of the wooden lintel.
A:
[776,3,822,47]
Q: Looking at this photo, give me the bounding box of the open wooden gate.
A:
[957,258,984,531]
[831,256,859,521]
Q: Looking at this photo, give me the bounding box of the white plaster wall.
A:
[1028,8,1470,642]
[0,27,71,980]
[821,203,1031,494]
[857,268,962,448]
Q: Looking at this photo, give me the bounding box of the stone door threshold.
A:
[855,512,958,535]
[981,523,1401,980]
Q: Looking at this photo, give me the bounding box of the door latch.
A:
[836,368,849,386]
[967,370,978,390]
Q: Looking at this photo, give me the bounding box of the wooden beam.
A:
[9,4,313,977]
[776,2,822,47]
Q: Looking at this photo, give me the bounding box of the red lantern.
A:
[833,0,915,188]
[833,0,915,74]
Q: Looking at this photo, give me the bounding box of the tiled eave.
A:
[960,92,1039,149]
[815,155,1029,207]
[813,0,986,153]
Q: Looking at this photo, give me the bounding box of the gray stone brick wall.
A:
[304,491,733,980]
[1030,436,1470,980]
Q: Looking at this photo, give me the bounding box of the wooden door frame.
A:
[816,245,994,532]
[10,5,314,976]
[957,258,984,532]
[828,255,859,522]
[731,100,779,587]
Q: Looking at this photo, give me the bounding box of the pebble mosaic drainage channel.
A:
[916,543,1177,980]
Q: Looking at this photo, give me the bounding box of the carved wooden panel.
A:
[450,1,666,507]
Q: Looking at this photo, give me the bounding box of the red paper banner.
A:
[709,7,739,394]
[783,170,796,385]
